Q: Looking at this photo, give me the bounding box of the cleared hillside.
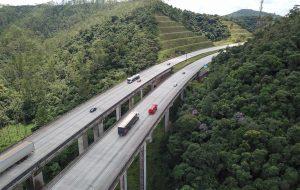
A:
[214,20,252,45]
[156,14,213,61]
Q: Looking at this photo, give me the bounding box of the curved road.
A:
[0,45,237,190]
[50,54,219,190]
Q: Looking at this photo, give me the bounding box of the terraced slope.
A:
[156,14,214,61]
[214,20,252,45]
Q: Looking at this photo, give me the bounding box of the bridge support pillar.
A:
[32,171,44,190]
[120,171,128,190]
[164,108,170,132]
[98,119,104,138]
[140,89,144,99]
[129,97,135,109]
[93,125,99,142]
[180,90,184,101]
[151,82,155,91]
[139,142,147,190]
[93,119,104,141]
[116,105,121,121]
[78,131,88,155]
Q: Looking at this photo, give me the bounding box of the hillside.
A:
[0,0,159,151]
[0,0,236,152]
[226,9,280,32]
[155,14,213,61]
[227,9,279,18]
[214,20,252,45]
[162,7,300,189]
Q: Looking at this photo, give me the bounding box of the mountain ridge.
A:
[227,8,280,18]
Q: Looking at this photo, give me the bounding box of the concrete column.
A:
[151,82,155,91]
[129,97,134,109]
[98,119,104,138]
[33,171,44,190]
[140,89,144,99]
[180,90,184,101]
[164,108,170,133]
[139,143,147,190]
[120,171,127,190]
[116,105,121,121]
[93,119,104,142]
[93,125,99,142]
[78,132,88,155]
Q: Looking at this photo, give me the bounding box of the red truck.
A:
[148,104,158,115]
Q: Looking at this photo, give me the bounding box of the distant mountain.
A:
[227,9,280,18]
[226,9,280,32]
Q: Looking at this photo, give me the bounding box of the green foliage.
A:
[164,8,300,189]
[0,124,35,152]
[0,1,159,149]
[154,1,230,41]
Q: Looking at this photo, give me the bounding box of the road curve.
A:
[0,44,237,190]
[50,53,219,190]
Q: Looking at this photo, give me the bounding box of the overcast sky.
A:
[0,0,299,16]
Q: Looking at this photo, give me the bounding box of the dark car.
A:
[90,107,97,113]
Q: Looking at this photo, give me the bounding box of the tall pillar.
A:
[151,82,155,91]
[164,108,170,132]
[33,171,44,190]
[93,119,104,142]
[140,89,144,99]
[180,90,184,101]
[139,143,146,190]
[129,97,134,109]
[120,171,128,190]
[78,132,88,155]
[93,125,99,142]
[98,119,104,138]
[116,105,121,121]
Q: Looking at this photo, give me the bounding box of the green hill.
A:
[227,9,279,18]
[156,14,213,61]
[162,7,300,190]
[226,9,280,32]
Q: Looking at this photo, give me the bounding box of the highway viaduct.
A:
[0,45,237,190]
[49,53,219,190]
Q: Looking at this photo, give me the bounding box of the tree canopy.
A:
[165,7,300,190]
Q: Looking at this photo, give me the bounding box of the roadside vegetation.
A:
[214,20,252,46]
[162,7,300,190]
[0,124,35,152]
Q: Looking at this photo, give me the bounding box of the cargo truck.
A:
[118,112,139,136]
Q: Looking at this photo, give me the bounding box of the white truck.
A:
[0,141,35,173]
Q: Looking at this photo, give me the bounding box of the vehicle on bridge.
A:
[148,104,158,115]
[89,107,97,113]
[118,112,139,136]
[127,74,140,84]
[0,141,35,174]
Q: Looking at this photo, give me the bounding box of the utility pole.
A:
[258,0,264,27]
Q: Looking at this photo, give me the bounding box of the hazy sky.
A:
[0,0,299,16]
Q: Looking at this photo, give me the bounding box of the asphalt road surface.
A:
[50,53,218,190]
[0,44,237,190]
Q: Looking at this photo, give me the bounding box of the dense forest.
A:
[154,1,230,41]
[0,1,159,129]
[0,0,232,132]
[226,9,280,32]
[164,7,300,190]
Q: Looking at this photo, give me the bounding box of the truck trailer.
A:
[118,112,139,136]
